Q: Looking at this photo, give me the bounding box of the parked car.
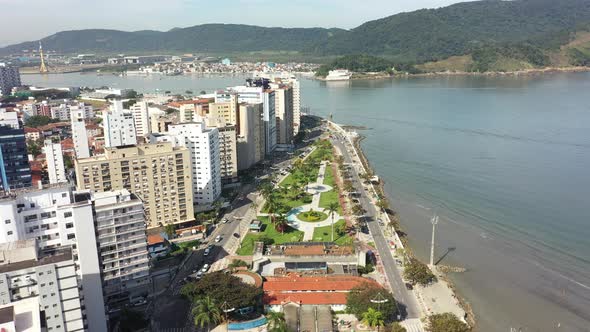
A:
[201,264,210,272]
[196,271,203,280]
[204,248,210,256]
[405,283,413,290]
[215,235,222,242]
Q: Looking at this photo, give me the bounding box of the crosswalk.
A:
[401,318,425,332]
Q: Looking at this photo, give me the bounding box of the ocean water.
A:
[22,72,590,331]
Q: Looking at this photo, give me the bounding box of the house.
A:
[263,274,381,312]
[147,234,169,258]
[249,219,262,232]
[24,127,41,141]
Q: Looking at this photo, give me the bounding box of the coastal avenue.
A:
[328,129,422,319]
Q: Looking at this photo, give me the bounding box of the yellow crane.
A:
[39,41,48,73]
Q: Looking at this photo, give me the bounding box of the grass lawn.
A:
[177,240,200,249]
[297,210,328,222]
[312,219,353,245]
[323,164,336,187]
[237,216,304,255]
[261,194,312,213]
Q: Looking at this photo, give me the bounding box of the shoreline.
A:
[315,65,590,81]
[333,123,477,329]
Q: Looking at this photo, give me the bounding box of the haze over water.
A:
[23,72,590,331]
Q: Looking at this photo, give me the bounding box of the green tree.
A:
[266,311,288,332]
[25,115,54,128]
[164,224,176,239]
[27,141,42,157]
[324,202,340,242]
[361,308,385,331]
[427,313,470,332]
[335,221,346,237]
[192,296,222,332]
[403,258,437,286]
[181,271,263,309]
[346,283,397,321]
[386,323,407,332]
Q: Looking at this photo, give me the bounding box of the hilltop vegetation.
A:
[2,0,590,72]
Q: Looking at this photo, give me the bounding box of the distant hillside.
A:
[0,24,345,55]
[309,0,590,62]
[2,0,590,72]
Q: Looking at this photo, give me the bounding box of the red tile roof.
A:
[24,127,41,133]
[264,275,378,292]
[147,234,165,246]
[61,138,74,150]
[167,98,212,108]
[264,292,348,306]
[263,274,381,306]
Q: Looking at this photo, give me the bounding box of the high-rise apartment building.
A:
[204,117,238,183]
[92,189,150,305]
[0,63,20,97]
[70,109,90,159]
[217,85,276,155]
[0,186,108,331]
[0,240,88,332]
[43,139,67,184]
[271,84,294,147]
[168,123,221,206]
[237,103,264,170]
[74,143,194,228]
[129,101,151,138]
[49,102,94,122]
[0,125,31,192]
[103,101,137,148]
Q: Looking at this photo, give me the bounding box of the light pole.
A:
[429,215,439,266]
[221,301,235,332]
[370,293,388,332]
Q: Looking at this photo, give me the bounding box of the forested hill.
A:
[1,0,590,68]
[308,0,590,62]
[0,25,345,55]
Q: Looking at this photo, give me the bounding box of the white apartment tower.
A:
[237,103,264,170]
[43,139,67,184]
[168,123,221,206]
[104,101,137,148]
[0,186,108,331]
[0,240,87,332]
[70,109,90,159]
[271,84,294,147]
[92,189,150,304]
[129,101,151,138]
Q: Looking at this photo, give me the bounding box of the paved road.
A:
[329,132,421,319]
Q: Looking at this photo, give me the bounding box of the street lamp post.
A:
[429,215,439,266]
[370,293,389,332]
[221,301,235,332]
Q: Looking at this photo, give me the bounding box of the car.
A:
[204,248,210,256]
[405,283,414,290]
[195,271,203,280]
[201,264,210,272]
[222,218,228,224]
[215,235,222,242]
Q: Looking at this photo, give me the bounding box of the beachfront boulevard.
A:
[328,129,422,319]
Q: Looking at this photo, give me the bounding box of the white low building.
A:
[103,100,137,148]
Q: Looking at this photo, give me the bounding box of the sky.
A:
[0,0,465,46]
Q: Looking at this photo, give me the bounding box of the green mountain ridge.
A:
[2,0,590,71]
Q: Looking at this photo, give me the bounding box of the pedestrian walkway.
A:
[280,161,343,240]
[401,318,425,332]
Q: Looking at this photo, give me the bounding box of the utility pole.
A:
[429,215,439,266]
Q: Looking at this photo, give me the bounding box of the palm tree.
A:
[258,182,274,200]
[266,311,288,332]
[266,196,279,224]
[275,213,288,234]
[324,202,340,242]
[192,296,222,332]
[361,308,385,332]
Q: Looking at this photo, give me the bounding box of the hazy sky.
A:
[0,0,465,46]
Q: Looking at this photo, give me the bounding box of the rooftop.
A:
[147,234,165,246]
[263,274,378,293]
[266,242,353,256]
[0,246,73,274]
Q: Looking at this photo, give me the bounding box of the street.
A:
[329,131,422,319]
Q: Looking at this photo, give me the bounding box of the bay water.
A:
[22,72,590,331]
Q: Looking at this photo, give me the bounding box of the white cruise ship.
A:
[324,69,352,81]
